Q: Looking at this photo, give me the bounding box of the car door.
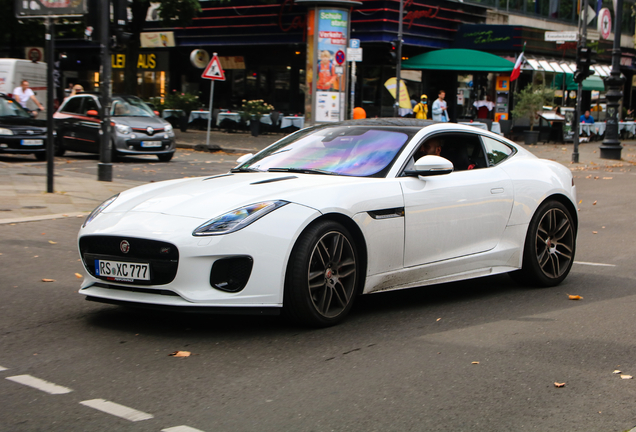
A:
[56,96,84,151]
[400,133,514,267]
[74,96,102,153]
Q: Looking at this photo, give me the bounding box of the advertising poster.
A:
[315,8,347,122]
[316,91,340,122]
[15,0,86,17]
[305,9,315,123]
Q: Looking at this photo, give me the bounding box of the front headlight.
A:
[0,128,14,135]
[193,201,289,236]
[83,194,119,227]
[115,124,132,134]
[163,124,173,133]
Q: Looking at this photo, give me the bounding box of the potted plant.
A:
[240,99,274,137]
[511,84,554,145]
[164,91,202,132]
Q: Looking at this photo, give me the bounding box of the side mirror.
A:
[86,109,99,117]
[154,110,160,116]
[405,155,453,177]
[236,153,254,164]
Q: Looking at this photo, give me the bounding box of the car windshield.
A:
[111,96,155,117]
[236,126,412,177]
[0,97,32,118]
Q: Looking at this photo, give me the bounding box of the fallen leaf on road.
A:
[621,375,633,380]
[436,318,441,321]
[603,177,613,180]
[169,351,191,357]
[41,279,55,282]
[568,294,583,300]
[613,370,621,374]
[48,240,57,244]
[554,382,565,388]
[75,273,83,278]
[579,200,582,204]
[593,201,597,205]
[472,361,479,364]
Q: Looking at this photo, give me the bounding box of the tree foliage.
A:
[511,84,554,131]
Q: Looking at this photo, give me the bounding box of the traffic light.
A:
[574,46,596,83]
[388,40,397,63]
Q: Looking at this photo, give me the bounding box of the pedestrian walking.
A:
[432,90,448,122]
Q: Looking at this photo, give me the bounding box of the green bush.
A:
[511,84,554,131]
[240,99,274,120]
[163,91,202,115]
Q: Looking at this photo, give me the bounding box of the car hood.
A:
[0,116,46,127]
[112,116,168,128]
[105,172,403,220]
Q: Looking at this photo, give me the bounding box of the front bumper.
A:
[114,132,175,155]
[0,135,47,153]
[77,203,320,309]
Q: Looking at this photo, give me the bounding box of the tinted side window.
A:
[482,136,513,166]
[83,98,99,115]
[435,133,488,171]
[61,97,83,114]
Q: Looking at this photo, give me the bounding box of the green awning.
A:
[554,73,605,92]
[402,49,515,72]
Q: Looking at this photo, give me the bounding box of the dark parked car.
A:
[0,94,47,160]
[54,94,176,162]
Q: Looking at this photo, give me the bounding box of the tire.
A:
[34,151,46,161]
[54,138,65,157]
[513,200,576,287]
[157,153,173,162]
[110,142,119,162]
[284,220,359,327]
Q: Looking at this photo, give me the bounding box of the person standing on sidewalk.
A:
[432,90,448,122]
[413,94,428,119]
[12,80,44,113]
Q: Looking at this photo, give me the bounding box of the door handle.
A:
[490,188,504,194]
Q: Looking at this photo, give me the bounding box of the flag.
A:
[510,50,524,82]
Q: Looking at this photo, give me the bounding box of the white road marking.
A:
[80,399,154,422]
[574,261,616,267]
[0,366,7,371]
[162,426,206,432]
[6,375,72,394]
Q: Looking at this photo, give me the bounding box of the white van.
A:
[0,59,47,114]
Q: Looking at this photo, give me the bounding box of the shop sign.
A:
[140,32,175,48]
[15,0,86,17]
[621,57,633,67]
[403,1,439,30]
[279,0,307,39]
[111,53,168,70]
[454,25,517,50]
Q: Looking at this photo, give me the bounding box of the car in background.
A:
[0,93,47,160]
[54,94,175,162]
[77,119,578,327]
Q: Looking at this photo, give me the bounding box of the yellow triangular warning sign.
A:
[202,55,226,81]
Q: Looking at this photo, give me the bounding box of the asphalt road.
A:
[1,157,636,431]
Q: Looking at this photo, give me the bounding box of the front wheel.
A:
[157,153,173,162]
[284,220,359,327]
[514,200,576,287]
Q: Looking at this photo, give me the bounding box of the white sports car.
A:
[78,119,577,327]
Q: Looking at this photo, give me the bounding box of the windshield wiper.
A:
[230,167,262,173]
[267,167,337,175]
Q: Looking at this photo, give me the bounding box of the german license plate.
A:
[94,259,150,281]
[141,141,161,148]
[21,139,43,146]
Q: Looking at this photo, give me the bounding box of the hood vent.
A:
[250,175,298,185]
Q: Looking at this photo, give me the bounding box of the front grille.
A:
[12,127,46,135]
[80,235,178,285]
[131,127,165,136]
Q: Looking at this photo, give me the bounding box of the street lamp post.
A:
[599,0,624,160]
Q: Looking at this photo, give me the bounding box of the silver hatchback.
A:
[54,94,176,162]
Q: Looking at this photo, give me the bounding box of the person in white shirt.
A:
[432,90,448,122]
[12,80,44,112]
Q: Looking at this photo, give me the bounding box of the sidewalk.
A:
[2,128,634,224]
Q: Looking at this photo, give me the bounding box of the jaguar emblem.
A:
[120,240,130,253]
[146,127,154,135]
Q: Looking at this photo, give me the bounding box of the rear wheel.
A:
[284,220,359,327]
[157,153,173,162]
[513,200,576,287]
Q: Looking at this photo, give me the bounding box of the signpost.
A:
[201,53,226,149]
[347,39,362,119]
[15,0,86,191]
